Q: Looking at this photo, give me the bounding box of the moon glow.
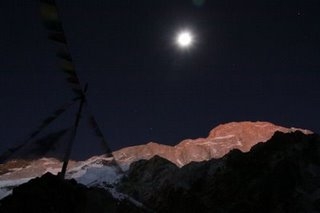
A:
[176,31,193,48]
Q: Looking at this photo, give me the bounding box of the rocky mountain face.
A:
[0,121,310,181]
[113,121,311,167]
[118,131,320,212]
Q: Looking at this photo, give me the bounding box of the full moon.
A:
[176,31,193,48]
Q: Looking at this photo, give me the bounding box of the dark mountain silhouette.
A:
[0,172,147,213]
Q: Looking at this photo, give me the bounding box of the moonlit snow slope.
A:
[0,156,123,200]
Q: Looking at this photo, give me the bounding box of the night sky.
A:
[0,0,320,156]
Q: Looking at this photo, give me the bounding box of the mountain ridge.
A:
[113,121,312,167]
[118,131,320,212]
[0,121,312,178]
[1,130,319,212]
[0,121,313,200]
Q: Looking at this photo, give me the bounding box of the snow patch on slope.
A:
[70,164,122,187]
[0,178,32,200]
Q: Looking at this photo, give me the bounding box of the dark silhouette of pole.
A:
[40,1,121,178]
[60,84,87,178]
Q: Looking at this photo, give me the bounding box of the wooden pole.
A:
[60,85,87,178]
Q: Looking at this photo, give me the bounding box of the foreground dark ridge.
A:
[0,172,146,213]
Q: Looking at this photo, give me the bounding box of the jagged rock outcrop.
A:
[119,156,179,202]
[118,131,320,212]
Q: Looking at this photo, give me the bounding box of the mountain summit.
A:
[113,121,311,167]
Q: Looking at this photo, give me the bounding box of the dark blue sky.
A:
[0,0,319,156]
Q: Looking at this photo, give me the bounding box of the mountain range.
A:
[0,121,319,212]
